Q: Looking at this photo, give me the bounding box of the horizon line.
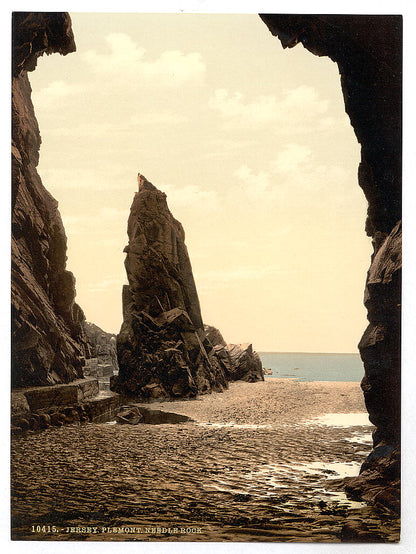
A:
[257,351,360,355]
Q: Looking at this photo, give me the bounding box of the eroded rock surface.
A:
[83,321,119,379]
[260,14,401,510]
[205,325,264,383]
[344,445,400,515]
[10,377,121,434]
[227,344,264,383]
[12,12,89,387]
[112,175,230,398]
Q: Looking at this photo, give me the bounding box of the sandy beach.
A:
[11,378,400,542]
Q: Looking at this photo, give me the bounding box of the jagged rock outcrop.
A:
[204,325,264,383]
[345,445,400,515]
[359,222,401,447]
[12,12,89,387]
[12,12,76,77]
[83,321,119,378]
[260,14,401,509]
[112,174,229,398]
[227,344,264,382]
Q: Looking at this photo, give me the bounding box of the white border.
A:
[2,2,415,553]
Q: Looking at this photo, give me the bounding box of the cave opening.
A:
[12,11,402,540]
[29,12,371,358]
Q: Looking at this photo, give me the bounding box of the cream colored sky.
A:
[29,12,371,352]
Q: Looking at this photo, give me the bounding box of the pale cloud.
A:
[87,277,123,294]
[33,80,86,107]
[40,113,186,141]
[38,167,131,192]
[99,207,128,220]
[59,214,85,230]
[270,144,350,196]
[201,137,256,160]
[208,85,329,127]
[130,112,188,125]
[44,122,116,138]
[315,164,349,184]
[270,144,313,174]
[319,116,338,130]
[281,85,328,114]
[208,89,279,124]
[60,207,127,237]
[232,144,352,206]
[162,183,219,212]
[83,32,206,86]
[234,165,271,197]
[196,265,296,291]
[44,80,84,96]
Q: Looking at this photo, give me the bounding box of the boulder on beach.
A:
[204,325,264,383]
[227,343,264,382]
[115,406,143,425]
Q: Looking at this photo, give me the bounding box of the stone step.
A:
[86,391,122,423]
[11,378,100,413]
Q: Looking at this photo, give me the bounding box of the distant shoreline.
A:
[258,352,364,382]
[258,351,360,355]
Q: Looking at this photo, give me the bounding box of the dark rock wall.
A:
[359,222,401,446]
[205,325,264,383]
[260,14,401,503]
[12,13,89,387]
[124,174,204,329]
[113,174,229,398]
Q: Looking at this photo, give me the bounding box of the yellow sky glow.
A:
[29,13,371,352]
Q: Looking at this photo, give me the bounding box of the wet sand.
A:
[11,378,400,542]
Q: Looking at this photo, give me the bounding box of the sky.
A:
[29,12,372,352]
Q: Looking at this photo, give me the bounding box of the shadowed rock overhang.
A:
[260,13,401,512]
[12,12,88,387]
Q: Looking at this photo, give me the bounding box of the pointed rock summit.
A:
[112,174,227,398]
[112,174,263,399]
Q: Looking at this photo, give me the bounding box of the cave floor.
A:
[11,379,400,542]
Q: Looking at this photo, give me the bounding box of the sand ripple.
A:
[11,379,400,542]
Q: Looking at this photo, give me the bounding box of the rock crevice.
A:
[12,12,88,387]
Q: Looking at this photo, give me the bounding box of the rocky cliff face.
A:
[205,325,264,383]
[112,174,230,398]
[260,14,401,509]
[83,322,119,378]
[12,13,89,387]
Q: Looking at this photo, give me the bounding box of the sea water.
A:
[258,352,364,382]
